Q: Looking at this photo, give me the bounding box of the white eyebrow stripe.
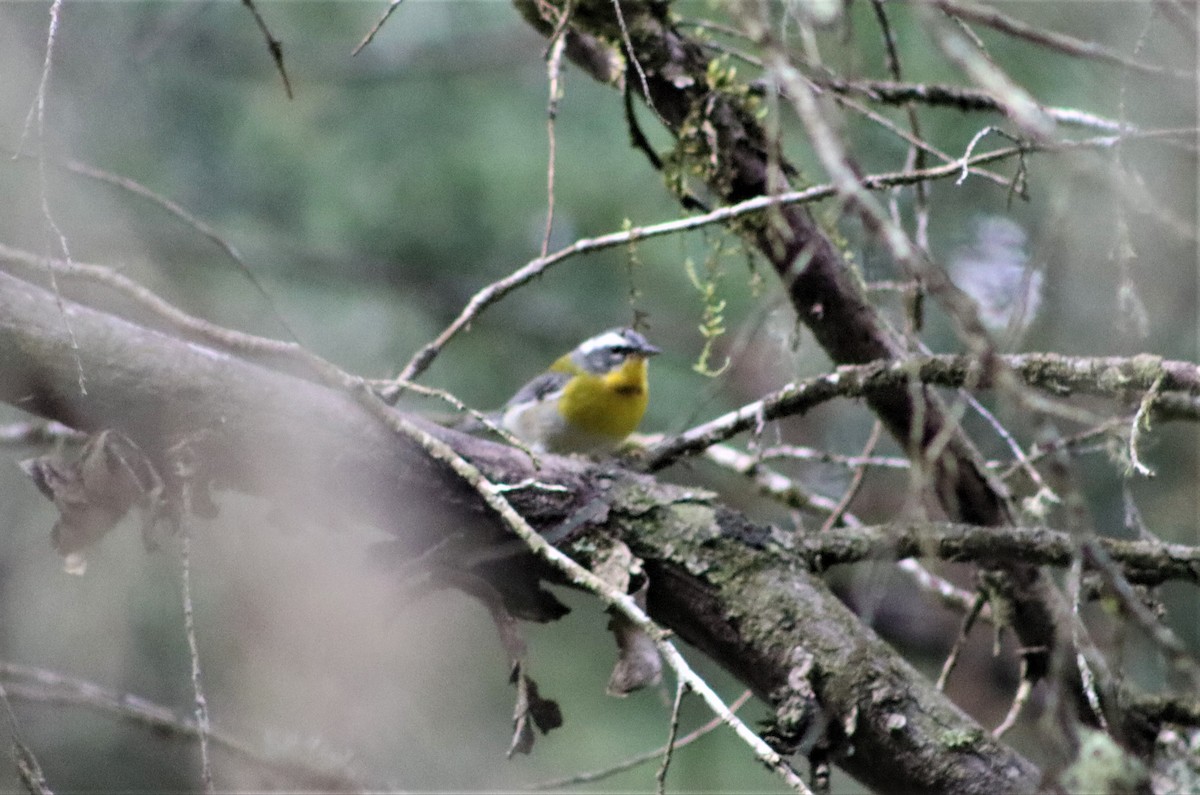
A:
[577,330,629,355]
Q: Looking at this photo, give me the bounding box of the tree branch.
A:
[0,269,1040,794]
[644,354,1199,469]
[799,522,1200,587]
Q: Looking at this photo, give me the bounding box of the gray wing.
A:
[505,371,570,408]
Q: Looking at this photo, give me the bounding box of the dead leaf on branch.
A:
[19,429,167,574]
[410,563,565,756]
[508,663,563,757]
[592,538,663,695]
[606,579,662,696]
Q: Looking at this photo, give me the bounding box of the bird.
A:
[499,327,660,454]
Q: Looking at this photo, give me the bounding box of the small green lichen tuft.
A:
[941,727,984,750]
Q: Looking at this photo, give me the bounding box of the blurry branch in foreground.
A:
[0,661,371,793]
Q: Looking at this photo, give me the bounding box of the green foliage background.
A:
[0,2,1194,792]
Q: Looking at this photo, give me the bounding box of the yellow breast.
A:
[557,356,649,442]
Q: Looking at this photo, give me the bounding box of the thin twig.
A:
[935,591,987,691]
[0,662,370,791]
[997,417,1126,481]
[896,558,988,619]
[963,393,1057,503]
[240,0,293,98]
[991,676,1033,738]
[610,0,664,125]
[1066,555,1108,730]
[758,445,910,470]
[1080,540,1200,684]
[820,421,882,533]
[931,0,1195,80]
[365,377,539,458]
[7,151,303,344]
[0,680,51,795]
[703,443,849,513]
[655,680,688,795]
[821,87,1012,191]
[925,7,1054,141]
[814,76,1137,134]
[352,0,405,56]
[528,690,753,790]
[0,243,299,360]
[18,0,85,397]
[869,0,931,246]
[180,533,214,794]
[1128,372,1164,477]
[542,29,568,258]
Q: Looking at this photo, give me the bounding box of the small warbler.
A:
[500,328,660,454]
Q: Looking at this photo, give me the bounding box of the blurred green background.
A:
[0,1,1195,792]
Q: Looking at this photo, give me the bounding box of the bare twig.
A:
[868,0,931,246]
[0,679,51,795]
[0,662,369,791]
[758,445,910,470]
[1065,557,1108,731]
[819,421,882,533]
[0,243,299,361]
[528,690,752,789]
[813,77,1136,134]
[896,558,988,618]
[1080,540,1200,683]
[821,86,1012,191]
[6,151,303,344]
[18,0,85,397]
[925,5,1054,141]
[935,591,987,691]
[1128,372,1164,477]
[931,0,1195,80]
[180,534,214,794]
[991,676,1034,738]
[963,393,1057,503]
[364,376,538,458]
[703,442,850,513]
[610,0,664,125]
[240,0,293,98]
[542,27,568,258]
[353,0,405,56]
[655,680,688,795]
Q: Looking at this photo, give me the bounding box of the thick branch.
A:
[0,270,1039,793]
